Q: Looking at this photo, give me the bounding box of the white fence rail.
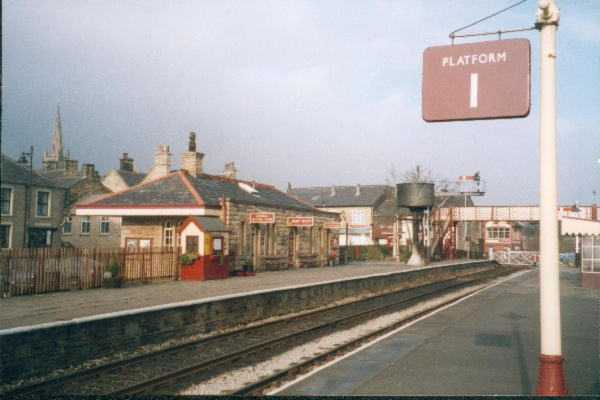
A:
[493,251,540,266]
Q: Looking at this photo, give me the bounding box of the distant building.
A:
[1,154,65,248]
[37,106,121,248]
[102,152,147,192]
[290,184,390,246]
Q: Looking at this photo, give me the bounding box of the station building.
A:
[75,134,340,270]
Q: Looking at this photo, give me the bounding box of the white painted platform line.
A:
[470,73,478,108]
[269,268,534,395]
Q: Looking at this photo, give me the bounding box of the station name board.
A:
[287,217,314,227]
[249,213,275,224]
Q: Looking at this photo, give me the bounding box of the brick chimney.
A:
[65,160,78,177]
[119,152,134,172]
[142,145,172,182]
[355,184,361,196]
[223,161,237,179]
[287,182,293,194]
[181,132,205,177]
[82,163,95,179]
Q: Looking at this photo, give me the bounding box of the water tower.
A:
[396,183,435,266]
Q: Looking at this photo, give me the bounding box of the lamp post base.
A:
[536,354,567,395]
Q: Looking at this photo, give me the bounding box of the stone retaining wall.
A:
[0,260,498,383]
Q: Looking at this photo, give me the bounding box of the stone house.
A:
[1,154,65,248]
[102,152,147,193]
[76,133,340,269]
[289,184,390,246]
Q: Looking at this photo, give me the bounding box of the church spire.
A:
[51,104,64,161]
[43,104,70,170]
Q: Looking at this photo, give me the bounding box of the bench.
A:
[262,255,290,271]
[298,254,319,268]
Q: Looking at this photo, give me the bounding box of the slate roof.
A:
[435,195,474,208]
[373,197,412,218]
[84,171,326,213]
[291,185,389,208]
[93,173,197,205]
[1,154,60,188]
[372,194,475,218]
[38,169,69,181]
[118,170,147,187]
[191,216,230,232]
[48,176,86,189]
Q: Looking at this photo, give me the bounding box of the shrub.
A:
[180,253,199,265]
[108,261,121,278]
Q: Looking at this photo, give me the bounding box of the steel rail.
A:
[4,269,486,394]
[5,265,516,395]
[114,267,515,395]
[232,275,502,396]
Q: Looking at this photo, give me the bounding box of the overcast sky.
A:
[3,0,599,205]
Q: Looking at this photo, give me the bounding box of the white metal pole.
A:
[536,0,567,395]
[538,0,561,358]
[465,196,469,259]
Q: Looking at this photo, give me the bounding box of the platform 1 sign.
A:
[422,38,530,122]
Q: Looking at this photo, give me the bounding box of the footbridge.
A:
[431,205,598,222]
[426,205,597,260]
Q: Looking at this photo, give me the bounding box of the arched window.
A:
[164,220,174,247]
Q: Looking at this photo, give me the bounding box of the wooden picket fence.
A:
[0,247,180,297]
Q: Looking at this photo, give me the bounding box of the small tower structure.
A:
[43,105,71,170]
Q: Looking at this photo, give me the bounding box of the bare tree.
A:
[386,164,449,190]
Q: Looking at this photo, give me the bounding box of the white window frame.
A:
[100,216,110,235]
[486,227,511,242]
[164,220,174,247]
[1,186,14,216]
[351,210,366,225]
[63,216,73,235]
[582,236,600,273]
[1,222,13,249]
[35,189,52,218]
[177,221,183,248]
[81,216,91,235]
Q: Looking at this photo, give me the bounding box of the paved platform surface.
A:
[0,260,476,330]
[275,266,599,396]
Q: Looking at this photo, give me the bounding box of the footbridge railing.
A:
[432,205,597,222]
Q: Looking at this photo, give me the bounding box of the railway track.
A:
[4,266,522,396]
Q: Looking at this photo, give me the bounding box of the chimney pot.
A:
[119,152,134,172]
[331,185,336,196]
[356,184,361,196]
[181,133,204,177]
[223,161,237,179]
[83,163,95,178]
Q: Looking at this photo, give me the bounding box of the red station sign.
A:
[287,217,314,227]
[422,38,530,122]
[249,213,275,224]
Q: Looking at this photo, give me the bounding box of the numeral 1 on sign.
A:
[470,73,478,108]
